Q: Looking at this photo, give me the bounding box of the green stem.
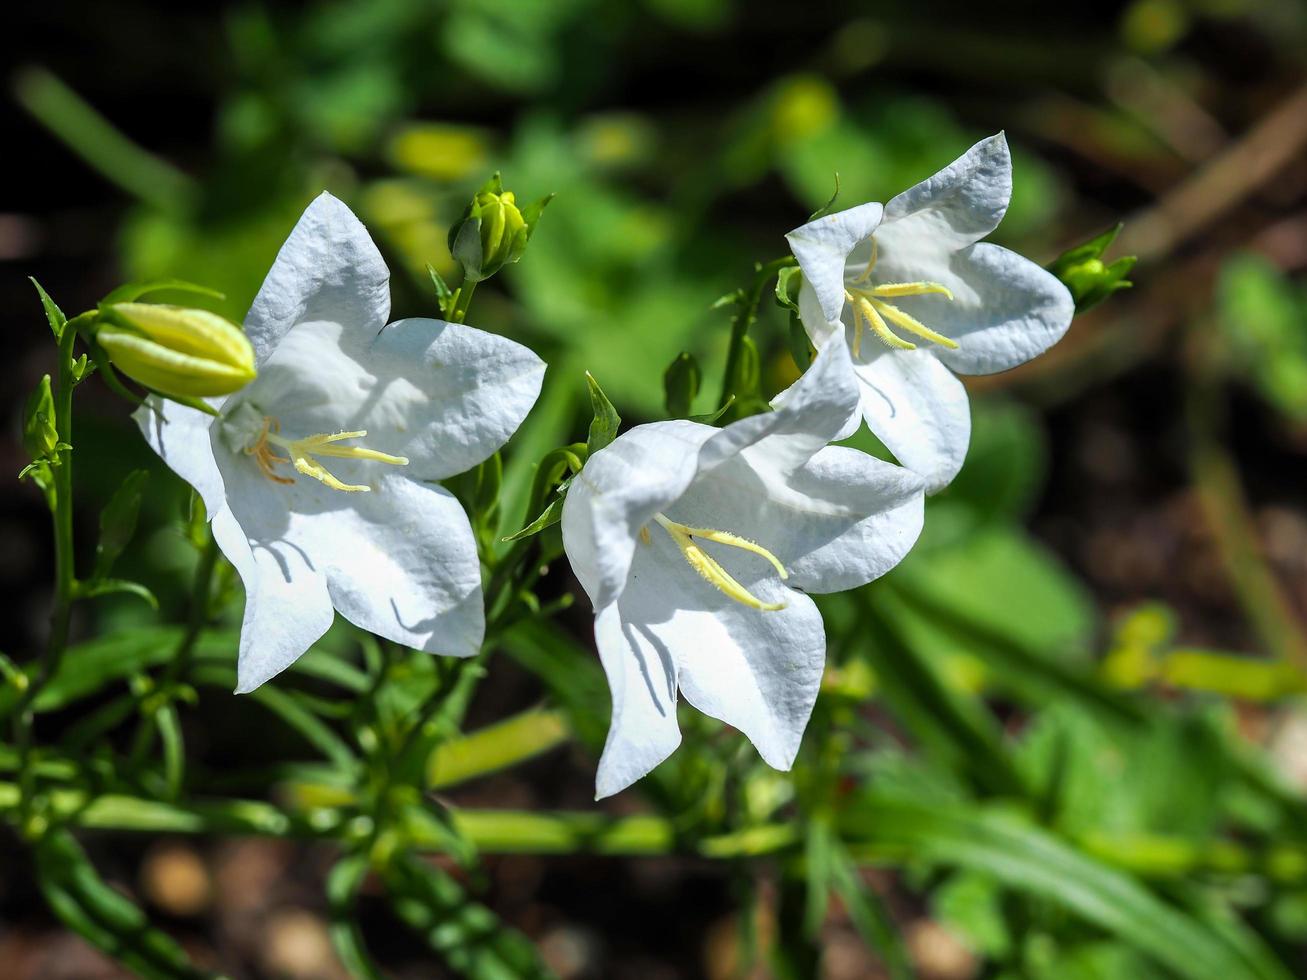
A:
[13,324,81,821]
[718,256,797,409]
[448,279,478,325]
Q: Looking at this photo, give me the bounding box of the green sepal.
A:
[99,278,225,306]
[503,495,565,542]
[30,277,67,341]
[585,371,621,452]
[94,469,148,579]
[807,172,841,221]
[663,351,701,418]
[1047,223,1137,312]
[427,263,455,319]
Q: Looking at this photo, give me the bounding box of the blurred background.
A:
[4,0,1307,976]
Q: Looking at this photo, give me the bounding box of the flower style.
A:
[786,134,1075,493]
[561,339,925,798]
[136,193,545,692]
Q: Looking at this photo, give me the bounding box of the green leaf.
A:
[663,351,701,417]
[327,854,385,980]
[94,469,149,578]
[842,795,1293,980]
[775,265,802,313]
[585,371,621,452]
[427,708,570,789]
[807,171,841,221]
[79,578,159,610]
[502,494,564,541]
[100,278,225,306]
[22,374,58,462]
[30,278,67,340]
[427,262,454,318]
[35,830,209,980]
[381,849,556,979]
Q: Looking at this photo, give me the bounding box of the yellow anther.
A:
[848,292,915,355]
[652,513,787,612]
[844,279,958,355]
[246,419,409,492]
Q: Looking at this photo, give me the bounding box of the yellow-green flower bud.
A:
[97,303,256,398]
[448,173,551,283]
[23,374,58,461]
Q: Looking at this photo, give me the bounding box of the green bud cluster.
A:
[448,173,552,283]
[1048,224,1137,313]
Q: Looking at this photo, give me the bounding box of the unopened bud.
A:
[1047,224,1137,313]
[448,173,551,283]
[97,304,256,398]
[23,374,58,461]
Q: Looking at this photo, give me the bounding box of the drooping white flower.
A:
[561,339,925,798]
[786,134,1074,493]
[136,193,545,692]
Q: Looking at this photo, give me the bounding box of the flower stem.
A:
[448,279,478,324]
[13,324,81,823]
[718,255,798,409]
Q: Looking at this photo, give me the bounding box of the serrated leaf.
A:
[30,277,67,340]
[100,278,225,305]
[585,371,620,452]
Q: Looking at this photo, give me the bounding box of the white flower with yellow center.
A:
[787,134,1074,493]
[562,339,925,798]
[136,193,545,691]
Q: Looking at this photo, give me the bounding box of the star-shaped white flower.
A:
[786,134,1074,493]
[136,193,545,692]
[561,339,925,798]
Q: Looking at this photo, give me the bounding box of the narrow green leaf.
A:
[30,277,68,340]
[427,262,454,318]
[585,371,621,452]
[327,854,385,980]
[100,279,225,306]
[502,495,564,542]
[94,470,149,578]
[79,578,159,609]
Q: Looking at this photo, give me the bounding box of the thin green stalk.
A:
[448,279,478,324]
[718,256,797,408]
[13,324,81,821]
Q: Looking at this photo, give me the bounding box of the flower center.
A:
[243,415,408,493]
[843,239,958,357]
[647,512,788,612]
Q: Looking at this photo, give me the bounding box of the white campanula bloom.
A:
[562,339,925,798]
[786,134,1074,493]
[137,194,545,691]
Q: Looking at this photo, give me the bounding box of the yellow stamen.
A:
[653,512,787,612]
[870,298,959,350]
[849,292,915,353]
[245,419,409,492]
[844,278,958,353]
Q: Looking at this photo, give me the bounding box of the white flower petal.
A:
[309,474,484,657]
[355,319,545,480]
[878,134,1012,256]
[561,420,716,609]
[853,348,971,494]
[704,336,860,477]
[786,202,884,324]
[244,193,390,364]
[133,397,226,516]
[212,505,335,694]
[926,244,1074,376]
[593,600,682,800]
[678,448,924,595]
